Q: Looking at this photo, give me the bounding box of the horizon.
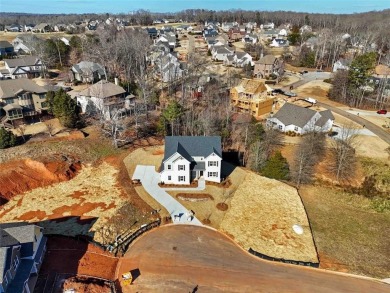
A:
[1,0,390,15]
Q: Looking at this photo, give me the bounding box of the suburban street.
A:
[117,225,390,292]
[318,102,390,145]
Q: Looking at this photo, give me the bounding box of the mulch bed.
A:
[159,181,199,188]
[216,202,229,211]
[176,193,214,202]
[206,178,232,188]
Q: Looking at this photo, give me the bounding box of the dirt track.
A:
[117,225,390,293]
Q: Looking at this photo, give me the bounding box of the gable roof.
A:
[234,79,267,94]
[0,41,13,49]
[258,54,277,65]
[0,78,47,99]
[272,103,317,128]
[79,80,126,99]
[4,56,40,68]
[72,61,105,75]
[315,110,335,127]
[163,136,222,162]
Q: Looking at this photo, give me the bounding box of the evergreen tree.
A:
[0,127,16,149]
[162,101,184,136]
[348,52,377,88]
[46,89,80,128]
[261,151,290,180]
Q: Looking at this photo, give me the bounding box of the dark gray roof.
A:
[163,136,222,162]
[0,41,13,49]
[273,103,316,128]
[192,161,205,170]
[0,78,47,99]
[315,110,335,127]
[4,56,40,68]
[72,61,105,76]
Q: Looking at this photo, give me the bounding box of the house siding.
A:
[204,154,222,183]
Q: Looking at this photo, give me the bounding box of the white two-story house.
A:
[160,136,222,185]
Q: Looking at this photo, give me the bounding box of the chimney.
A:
[114,77,119,86]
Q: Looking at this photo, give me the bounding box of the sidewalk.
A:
[132,165,203,226]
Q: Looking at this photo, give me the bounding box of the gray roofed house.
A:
[0,223,47,293]
[2,56,44,79]
[0,78,48,125]
[267,103,334,134]
[0,41,14,57]
[160,136,222,185]
[77,80,127,120]
[71,61,106,83]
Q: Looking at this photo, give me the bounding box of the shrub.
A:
[261,151,290,180]
[371,198,390,213]
[0,127,16,149]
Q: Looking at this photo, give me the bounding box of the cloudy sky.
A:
[2,0,389,14]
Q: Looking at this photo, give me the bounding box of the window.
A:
[208,172,218,177]
[294,126,299,131]
[168,176,171,180]
[208,161,218,167]
[167,164,171,170]
[178,165,185,171]
[12,257,19,271]
[5,98,14,104]
[278,125,283,130]
[178,176,185,182]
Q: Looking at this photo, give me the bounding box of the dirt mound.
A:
[0,155,81,204]
[62,277,111,293]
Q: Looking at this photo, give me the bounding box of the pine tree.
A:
[0,127,16,149]
[261,151,290,180]
[46,89,80,128]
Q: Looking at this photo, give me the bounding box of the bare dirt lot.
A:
[117,225,390,293]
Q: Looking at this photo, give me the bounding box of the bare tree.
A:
[329,124,358,182]
[291,131,326,187]
[16,124,27,142]
[45,121,56,137]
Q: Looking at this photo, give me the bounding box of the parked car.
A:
[283,91,297,97]
[377,109,387,114]
[272,89,284,94]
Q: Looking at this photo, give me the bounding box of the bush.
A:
[0,127,16,149]
[371,198,390,213]
[261,151,290,180]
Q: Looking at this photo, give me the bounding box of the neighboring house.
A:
[303,37,318,50]
[211,45,234,61]
[160,136,222,185]
[33,23,52,33]
[261,29,279,40]
[0,78,48,126]
[0,222,47,293]
[1,56,44,79]
[245,22,257,30]
[228,28,242,41]
[71,61,106,83]
[222,22,237,32]
[203,29,218,38]
[300,25,312,34]
[54,24,66,32]
[267,102,334,134]
[77,80,126,120]
[146,27,158,38]
[0,41,14,57]
[24,24,35,32]
[5,24,22,32]
[254,54,284,79]
[12,35,39,55]
[261,23,275,30]
[155,33,176,50]
[205,37,224,49]
[333,58,351,72]
[224,51,253,68]
[278,28,288,37]
[230,78,275,117]
[242,33,258,44]
[270,38,289,47]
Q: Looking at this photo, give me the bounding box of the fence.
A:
[111,219,161,256]
[248,248,319,268]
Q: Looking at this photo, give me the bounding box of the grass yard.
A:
[300,185,390,278]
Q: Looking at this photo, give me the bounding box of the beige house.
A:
[253,54,284,79]
[0,78,47,126]
[230,79,275,117]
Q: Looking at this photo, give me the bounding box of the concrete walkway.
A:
[132,165,203,226]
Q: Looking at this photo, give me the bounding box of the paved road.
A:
[317,102,390,145]
[132,165,202,225]
[118,225,390,293]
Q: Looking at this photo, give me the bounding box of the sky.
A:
[1,0,390,14]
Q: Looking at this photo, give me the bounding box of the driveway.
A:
[132,165,202,226]
[118,225,390,292]
[318,102,390,145]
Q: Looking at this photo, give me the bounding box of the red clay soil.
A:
[40,236,119,281]
[62,277,111,293]
[0,155,81,204]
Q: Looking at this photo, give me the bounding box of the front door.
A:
[200,171,203,177]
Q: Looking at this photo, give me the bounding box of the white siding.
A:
[160,153,191,185]
[204,153,222,183]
